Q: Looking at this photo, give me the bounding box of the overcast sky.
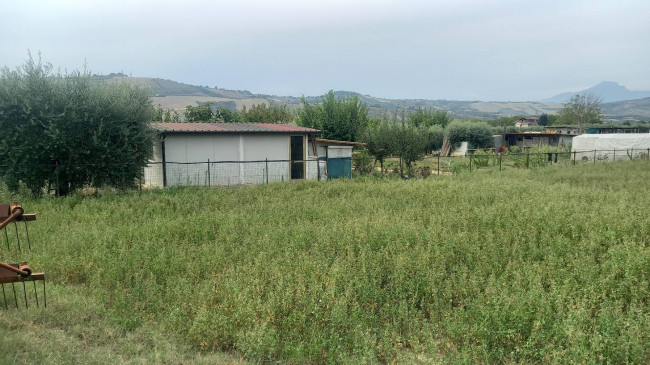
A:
[1,0,649,101]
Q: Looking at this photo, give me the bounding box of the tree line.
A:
[154,103,294,124]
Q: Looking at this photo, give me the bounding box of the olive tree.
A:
[0,55,154,196]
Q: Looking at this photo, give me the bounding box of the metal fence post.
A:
[613,149,616,161]
[469,153,472,172]
[265,158,269,184]
[207,159,211,187]
[631,148,634,160]
[526,153,529,168]
[647,148,650,160]
[573,151,576,165]
[594,149,596,164]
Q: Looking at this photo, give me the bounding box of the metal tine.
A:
[33,281,39,307]
[22,281,28,309]
[1,283,7,310]
[14,221,21,251]
[24,221,31,250]
[4,227,8,250]
[12,283,18,309]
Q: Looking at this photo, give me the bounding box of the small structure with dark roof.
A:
[502,132,575,150]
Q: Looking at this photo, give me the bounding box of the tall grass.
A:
[3,161,649,363]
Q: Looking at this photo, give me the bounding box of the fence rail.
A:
[0,149,648,193]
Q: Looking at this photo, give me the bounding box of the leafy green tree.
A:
[558,94,603,132]
[153,104,180,122]
[214,107,240,123]
[408,107,453,128]
[538,113,549,126]
[361,120,393,173]
[391,124,428,177]
[0,55,153,196]
[240,103,293,124]
[297,90,369,141]
[184,103,214,121]
[445,121,494,149]
[425,125,445,153]
[296,96,322,130]
[164,109,180,122]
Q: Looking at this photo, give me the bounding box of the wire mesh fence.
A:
[144,159,325,188]
[355,148,650,178]
[0,148,648,194]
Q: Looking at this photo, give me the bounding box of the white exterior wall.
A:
[143,133,319,187]
[572,134,650,161]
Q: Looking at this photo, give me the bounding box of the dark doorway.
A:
[290,136,304,179]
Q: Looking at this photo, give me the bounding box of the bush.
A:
[446,121,494,149]
[0,55,153,196]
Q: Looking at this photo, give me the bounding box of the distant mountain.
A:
[602,97,650,121]
[543,81,650,103]
[99,74,649,121]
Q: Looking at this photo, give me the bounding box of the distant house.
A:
[514,117,539,128]
[544,126,581,135]
[144,122,322,187]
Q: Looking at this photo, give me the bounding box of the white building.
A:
[144,122,322,187]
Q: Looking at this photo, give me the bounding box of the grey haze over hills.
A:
[100,74,650,121]
[543,81,650,103]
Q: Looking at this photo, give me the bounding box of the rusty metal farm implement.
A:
[0,202,46,309]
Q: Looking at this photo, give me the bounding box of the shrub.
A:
[446,120,494,149]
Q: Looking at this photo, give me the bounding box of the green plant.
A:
[4,161,649,363]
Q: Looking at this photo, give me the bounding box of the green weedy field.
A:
[1,161,648,364]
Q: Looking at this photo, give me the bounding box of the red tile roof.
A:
[152,122,321,134]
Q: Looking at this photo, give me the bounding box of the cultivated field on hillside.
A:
[1,162,648,363]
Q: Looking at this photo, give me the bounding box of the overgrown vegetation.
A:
[2,161,648,363]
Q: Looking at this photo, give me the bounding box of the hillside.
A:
[544,81,650,103]
[101,75,649,121]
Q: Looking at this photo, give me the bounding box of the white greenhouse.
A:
[572,134,650,162]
